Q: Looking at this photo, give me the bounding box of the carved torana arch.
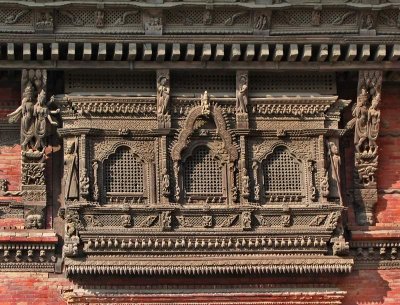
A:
[171,105,238,162]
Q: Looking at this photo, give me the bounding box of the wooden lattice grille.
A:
[184,146,222,195]
[104,147,144,194]
[263,147,302,196]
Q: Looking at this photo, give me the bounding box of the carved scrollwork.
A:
[94,140,155,163]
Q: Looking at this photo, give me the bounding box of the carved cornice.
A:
[65,254,353,276]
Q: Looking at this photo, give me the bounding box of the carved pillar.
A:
[7,69,59,229]
[239,135,249,204]
[160,136,170,204]
[236,71,249,129]
[156,69,171,129]
[79,135,89,201]
[352,70,382,225]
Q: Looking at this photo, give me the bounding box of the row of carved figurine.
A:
[1,249,56,263]
[85,236,328,250]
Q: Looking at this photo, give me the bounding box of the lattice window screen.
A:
[263,147,302,196]
[104,147,144,194]
[184,146,222,195]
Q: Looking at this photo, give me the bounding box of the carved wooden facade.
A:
[0,0,399,304]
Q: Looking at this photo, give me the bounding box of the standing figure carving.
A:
[327,142,342,201]
[201,91,210,116]
[236,76,248,114]
[368,93,381,153]
[64,139,79,201]
[353,88,369,153]
[157,76,170,115]
[34,90,59,151]
[8,84,36,151]
[162,167,170,196]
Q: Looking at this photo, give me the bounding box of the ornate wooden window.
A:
[104,146,144,195]
[262,146,303,199]
[183,146,223,197]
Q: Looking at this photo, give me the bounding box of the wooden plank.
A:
[288,44,298,62]
[345,44,357,61]
[360,44,370,62]
[245,44,255,61]
[330,44,341,62]
[171,43,180,61]
[143,43,153,61]
[83,43,92,61]
[98,43,107,61]
[156,43,165,62]
[113,43,123,61]
[51,43,59,61]
[215,44,224,61]
[127,43,137,61]
[23,43,30,61]
[389,44,400,61]
[301,44,312,62]
[186,43,195,61]
[36,43,44,61]
[258,44,269,61]
[374,44,386,62]
[317,44,328,62]
[201,44,212,61]
[273,44,283,62]
[67,43,75,61]
[230,44,241,61]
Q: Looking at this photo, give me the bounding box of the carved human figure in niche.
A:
[79,169,90,198]
[25,212,44,229]
[368,93,381,153]
[236,76,248,113]
[64,140,79,200]
[328,142,341,200]
[353,88,369,153]
[201,91,211,116]
[157,77,170,115]
[162,167,170,195]
[33,90,59,151]
[7,84,36,151]
[203,10,212,25]
[95,10,105,28]
[242,211,252,229]
[241,168,250,196]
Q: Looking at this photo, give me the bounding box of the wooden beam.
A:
[7,43,14,60]
[230,44,241,61]
[301,44,312,62]
[215,44,224,61]
[51,43,59,61]
[36,43,44,61]
[67,43,75,61]
[23,43,30,61]
[98,43,107,61]
[127,43,136,61]
[345,44,357,61]
[245,44,255,61]
[83,43,92,61]
[317,44,328,62]
[143,43,152,61]
[258,44,269,61]
[360,44,370,62]
[273,44,283,62]
[389,44,400,61]
[171,43,180,61]
[201,44,212,61]
[113,43,123,61]
[374,44,386,62]
[156,43,165,62]
[186,43,195,61]
[330,44,341,62]
[288,44,298,62]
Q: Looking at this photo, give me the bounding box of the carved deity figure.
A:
[33,90,59,151]
[368,93,381,153]
[201,91,211,116]
[25,212,44,229]
[236,77,248,114]
[162,167,170,195]
[353,88,369,153]
[95,10,105,28]
[79,168,90,198]
[328,142,341,200]
[8,84,36,151]
[64,140,79,200]
[157,77,170,115]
